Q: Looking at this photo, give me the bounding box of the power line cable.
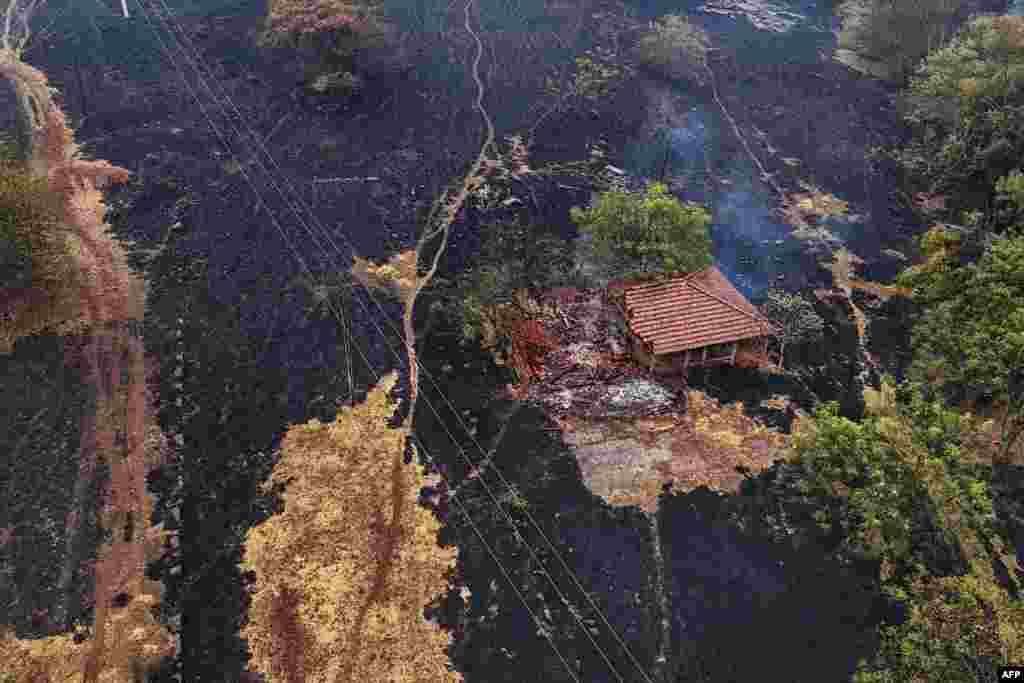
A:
[135,3,653,680]
[145,2,654,679]
[128,3,584,681]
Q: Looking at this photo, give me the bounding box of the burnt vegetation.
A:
[2,0,1024,682]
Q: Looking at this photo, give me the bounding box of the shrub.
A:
[636,14,710,86]
[836,0,962,84]
[308,69,363,95]
[896,15,1024,228]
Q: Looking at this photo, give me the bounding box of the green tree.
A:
[534,48,634,137]
[760,288,824,367]
[895,228,1024,463]
[836,0,961,84]
[788,387,1024,682]
[458,216,572,344]
[636,14,710,87]
[896,15,1024,230]
[570,181,712,284]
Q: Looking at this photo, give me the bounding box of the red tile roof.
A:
[622,267,780,355]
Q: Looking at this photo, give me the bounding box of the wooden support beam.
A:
[729,341,737,364]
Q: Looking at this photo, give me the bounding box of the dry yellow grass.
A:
[658,390,792,493]
[782,182,849,230]
[242,374,460,683]
[848,278,912,300]
[351,248,419,302]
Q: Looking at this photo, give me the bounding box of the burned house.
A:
[609,266,782,374]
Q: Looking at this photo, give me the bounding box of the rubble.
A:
[524,288,683,419]
[519,286,792,512]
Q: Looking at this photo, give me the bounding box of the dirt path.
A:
[400,0,495,427]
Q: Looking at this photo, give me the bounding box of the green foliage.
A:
[458,216,573,343]
[897,231,1024,460]
[994,169,1024,227]
[897,16,1024,228]
[836,0,962,84]
[569,52,626,102]
[0,133,18,164]
[542,47,632,109]
[791,385,1023,681]
[636,14,710,86]
[996,168,1024,209]
[570,181,712,283]
[760,289,824,361]
[791,403,918,561]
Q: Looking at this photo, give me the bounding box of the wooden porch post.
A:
[701,346,708,364]
[729,341,737,364]
[683,349,690,370]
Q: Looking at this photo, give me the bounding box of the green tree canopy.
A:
[895,227,1024,462]
[896,15,1024,229]
[455,216,572,361]
[570,181,713,283]
[636,14,710,86]
[836,0,961,85]
[760,288,824,366]
[788,386,1024,682]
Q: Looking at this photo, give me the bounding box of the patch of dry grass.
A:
[848,279,913,299]
[661,390,792,492]
[351,249,419,301]
[781,181,849,230]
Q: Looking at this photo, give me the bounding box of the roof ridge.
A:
[624,269,704,294]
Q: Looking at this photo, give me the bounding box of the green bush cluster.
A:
[785,386,1024,682]
[457,216,574,344]
[636,14,710,87]
[836,0,962,84]
[896,15,1024,233]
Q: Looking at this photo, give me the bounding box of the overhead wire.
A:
[128,2,585,680]
[141,2,655,680]
[133,1,655,681]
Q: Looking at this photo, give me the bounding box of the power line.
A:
[128,3,585,681]
[143,2,655,679]
[134,2,655,680]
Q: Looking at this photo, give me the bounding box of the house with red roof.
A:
[608,266,782,374]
